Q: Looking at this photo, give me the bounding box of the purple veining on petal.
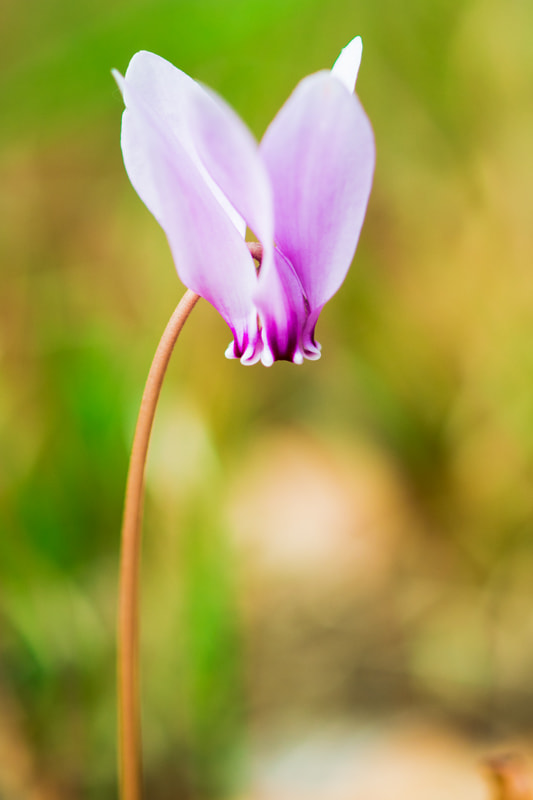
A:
[255,248,312,366]
[301,305,323,360]
[225,316,264,365]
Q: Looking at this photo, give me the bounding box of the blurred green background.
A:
[2,0,533,797]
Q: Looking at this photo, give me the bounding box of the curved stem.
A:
[118,289,199,800]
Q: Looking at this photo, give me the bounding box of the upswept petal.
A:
[259,70,375,313]
[122,51,275,262]
[115,70,262,362]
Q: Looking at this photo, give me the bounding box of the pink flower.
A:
[114,37,375,366]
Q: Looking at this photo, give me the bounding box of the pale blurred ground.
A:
[2,0,533,797]
[247,722,491,800]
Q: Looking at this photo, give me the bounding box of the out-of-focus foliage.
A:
[1,0,533,797]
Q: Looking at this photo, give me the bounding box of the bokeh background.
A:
[2,0,533,797]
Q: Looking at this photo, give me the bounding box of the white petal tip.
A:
[261,349,274,368]
[331,36,363,93]
[226,339,263,366]
[225,342,236,360]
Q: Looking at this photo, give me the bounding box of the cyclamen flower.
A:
[114,37,375,366]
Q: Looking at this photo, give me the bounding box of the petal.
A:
[254,248,311,366]
[253,249,323,366]
[121,52,275,264]
[259,70,375,315]
[115,68,262,361]
[331,36,363,93]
